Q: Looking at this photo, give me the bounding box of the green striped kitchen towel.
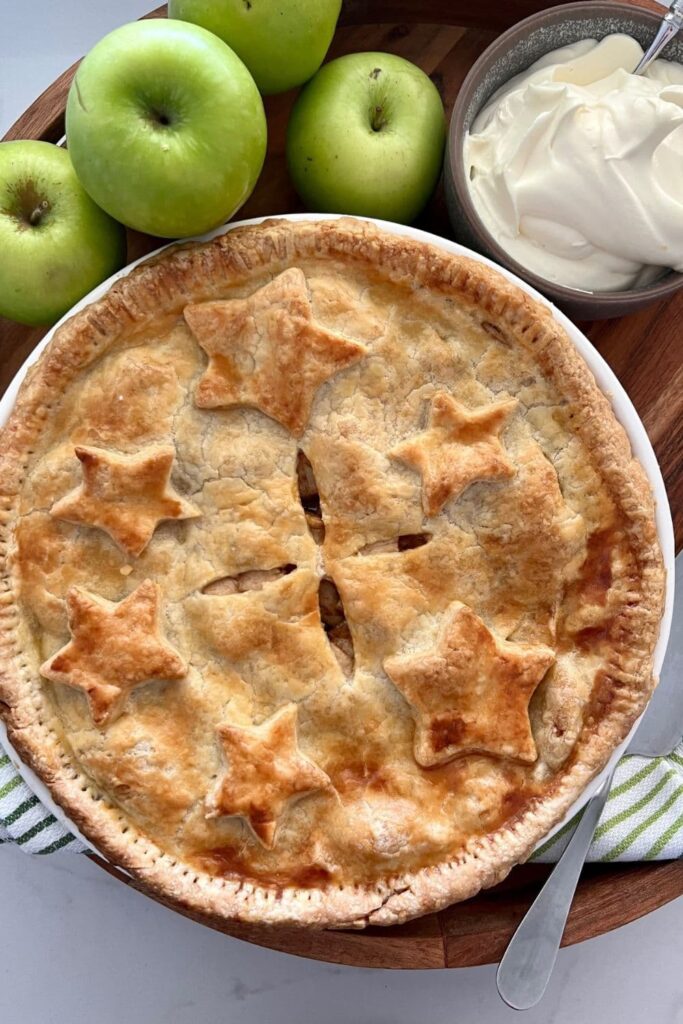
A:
[1,739,683,861]
[532,744,683,862]
[0,750,85,853]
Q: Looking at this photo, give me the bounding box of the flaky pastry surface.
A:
[0,219,665,927]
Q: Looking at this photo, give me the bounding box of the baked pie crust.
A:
[0,218,665,927]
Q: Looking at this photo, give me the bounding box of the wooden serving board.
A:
[2,0,681,970]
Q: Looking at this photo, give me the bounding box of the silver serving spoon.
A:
[496,555,683,1011]
[634,0,683,75]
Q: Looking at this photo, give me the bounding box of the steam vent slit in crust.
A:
[0,219,664,927]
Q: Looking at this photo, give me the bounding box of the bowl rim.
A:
[0,212,674,860]
[448,0,683,307]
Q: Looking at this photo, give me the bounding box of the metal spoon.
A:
[634,0,683,75]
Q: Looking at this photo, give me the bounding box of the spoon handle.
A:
[634,2,683,75]
[496,776,612,1011]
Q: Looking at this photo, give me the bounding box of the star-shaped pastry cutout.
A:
[50,445,200,557]
[206,704,332,848]
[40,580,187,725]
[389,392,518,516]
[383,605,555,767]
[184,268,368,436]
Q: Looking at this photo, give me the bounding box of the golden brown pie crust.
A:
[0,218,665,928]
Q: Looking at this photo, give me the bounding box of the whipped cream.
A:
[465,34,683,292]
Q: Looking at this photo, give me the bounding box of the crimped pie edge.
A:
[0,217,665,928]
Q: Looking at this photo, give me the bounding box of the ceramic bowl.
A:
[0,213,675,853]
[444,1,683,320]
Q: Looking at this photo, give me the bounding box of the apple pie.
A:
[0,218,665,927]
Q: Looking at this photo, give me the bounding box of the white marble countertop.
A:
[1,4,681,1021]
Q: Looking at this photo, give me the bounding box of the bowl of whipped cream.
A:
[445,1,683,318]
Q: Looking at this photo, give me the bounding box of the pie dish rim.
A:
[0,213,673,928]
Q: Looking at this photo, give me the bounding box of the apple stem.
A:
[371,105,386,132]
[29,200,49,226]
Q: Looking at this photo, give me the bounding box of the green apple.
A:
[66,19,267,238]
[168,0,341,95]
[286,52,446,224]
[0,141,125,327]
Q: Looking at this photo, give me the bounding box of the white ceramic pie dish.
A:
[0,213,675,861]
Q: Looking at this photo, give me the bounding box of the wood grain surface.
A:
[1,0,681,969]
